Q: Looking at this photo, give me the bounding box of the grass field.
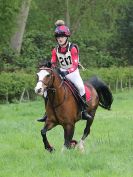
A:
[0,90,133,177]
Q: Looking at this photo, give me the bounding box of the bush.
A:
[0,67,133,103]
[81,67,133,91]
[0,72,36,103]
[17,30,55,69]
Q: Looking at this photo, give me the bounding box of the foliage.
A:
[114,3,133,65]
[81,67,133,90]
[0,0,22,46]
[0,30,54,71]
[18,30,55,68]
[1,0,133,70]
[0,71,36,103]
[0,47,17,72]
[0,67,133,103]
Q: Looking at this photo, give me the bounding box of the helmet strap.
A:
[58,37,68,47]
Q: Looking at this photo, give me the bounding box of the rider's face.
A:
[56,36,67,46]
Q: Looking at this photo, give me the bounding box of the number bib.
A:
[56,43,73,69]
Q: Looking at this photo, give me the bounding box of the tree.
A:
[66,0,70,27]
[108,2,133,65]
[0,0,21,46]
[10,0,32,54]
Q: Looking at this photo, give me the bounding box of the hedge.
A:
[0,71,36,103]
[81,67,133,91]
[0,67,133,103]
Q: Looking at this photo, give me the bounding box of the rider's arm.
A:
[51,48,57,67]
[68,46,79,73]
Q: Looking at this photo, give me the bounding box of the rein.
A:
[39,67,54,88]
[49,83,67,109]
[39,67,67,108]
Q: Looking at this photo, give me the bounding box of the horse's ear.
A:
[39,60,52,68]
[47,61,52,68]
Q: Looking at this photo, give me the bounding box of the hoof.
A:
[77,140,85,153]
[70,140,78,148]
[46,146,55,153]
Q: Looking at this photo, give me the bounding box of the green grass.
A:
[0,90,133,177]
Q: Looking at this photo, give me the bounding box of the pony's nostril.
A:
[38,88,42,93]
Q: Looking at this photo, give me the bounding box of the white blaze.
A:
[34,70,49,95]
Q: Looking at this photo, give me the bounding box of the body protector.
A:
[56,42,79,70]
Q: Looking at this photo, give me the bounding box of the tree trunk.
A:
[10,0,31,54]
[66,0,70,27]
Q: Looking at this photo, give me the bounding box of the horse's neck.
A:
[49,74,66,103]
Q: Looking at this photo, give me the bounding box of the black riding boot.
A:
[37,96,48,122]
[81,94,92,120]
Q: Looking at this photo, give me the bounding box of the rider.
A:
[37,20,92,122]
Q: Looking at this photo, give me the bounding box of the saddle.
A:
[63,78,91,107]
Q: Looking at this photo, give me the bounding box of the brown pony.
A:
[34,65,113,152]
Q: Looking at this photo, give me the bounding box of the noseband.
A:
[37,67,67,109]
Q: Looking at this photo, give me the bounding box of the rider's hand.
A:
[59,71,69,77]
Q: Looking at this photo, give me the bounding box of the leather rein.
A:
[38,67,67,109]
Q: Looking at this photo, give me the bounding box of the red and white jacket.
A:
[51,42,79,73]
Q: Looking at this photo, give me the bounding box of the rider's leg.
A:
[80,94,92,120]
[66,69,92,120]
[37,92,48,122]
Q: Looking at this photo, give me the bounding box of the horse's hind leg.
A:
[78,114,94,152]
[81,109,96,140]
[63,124,75,150]
[82,119,93,140]
[41,122,56,152]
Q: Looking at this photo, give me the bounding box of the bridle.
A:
[38,67,55,89]
[37,67,67,109]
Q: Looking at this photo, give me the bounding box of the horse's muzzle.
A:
[34,87,44,96]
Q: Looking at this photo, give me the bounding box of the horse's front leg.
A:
[41,121,56,152]
[63,124,75,150]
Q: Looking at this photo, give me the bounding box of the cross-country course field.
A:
[0,90,133,177]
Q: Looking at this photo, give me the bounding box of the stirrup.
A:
[37,115,47,122]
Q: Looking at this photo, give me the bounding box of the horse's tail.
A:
[88,76,113,110]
